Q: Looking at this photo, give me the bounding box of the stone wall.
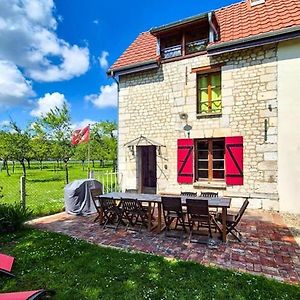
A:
[118,45,279,210]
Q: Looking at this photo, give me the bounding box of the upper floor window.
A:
[159,23,209,60]
[197,72,222,114]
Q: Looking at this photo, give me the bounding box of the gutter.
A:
[207,25,300,55]
[107,59,159,77]
[150,12,208,35]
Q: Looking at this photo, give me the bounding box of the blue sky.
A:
[0,0,239,129]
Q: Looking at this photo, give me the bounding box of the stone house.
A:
[108,0,300,214]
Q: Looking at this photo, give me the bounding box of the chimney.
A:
[248,0,265,7]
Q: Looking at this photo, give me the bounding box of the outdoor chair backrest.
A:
[200,191,218,198]
[180,191,197,197]
[186,198,209,217]
[125,189,138,194]
[161,196,183,213]
[100,197,117,211]
[234,199,249,225]
[90,188,102,208]
[121,198,141,212]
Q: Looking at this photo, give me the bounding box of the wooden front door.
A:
[139,146,157,194]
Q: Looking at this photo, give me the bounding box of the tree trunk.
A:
[4,160,10,176]
[92,160,95,168]
[82,160,85,171]
[20,160,26,177]
[27,159,31,169]
[12,161,15,173]
[64,161,69,184]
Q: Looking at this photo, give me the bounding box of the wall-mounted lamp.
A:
[183,124,192,138]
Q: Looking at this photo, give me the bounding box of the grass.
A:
[0,228,299,300]
[0,161,115,216]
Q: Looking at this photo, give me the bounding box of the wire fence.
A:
[0,161,118,216]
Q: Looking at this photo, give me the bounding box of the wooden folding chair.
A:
[0,253,15,277]
[186,199,212,243]
[162,196,186,238]
[125,189,156,219]
[200,191,219,217]
[180,191,197,197]
[215,199,249,242]
[200,192,218,198]
[90,188,102,223]
[100,197,124,230]
[121,198,148,232]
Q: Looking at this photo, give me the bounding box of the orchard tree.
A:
[38,103,73,183]
[7,122,31,176]
[92,121,117,170]
[0,131,11,176]
[73,143,88,170]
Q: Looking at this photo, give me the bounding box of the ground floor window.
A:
[196,138,225,181]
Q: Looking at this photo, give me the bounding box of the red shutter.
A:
[177,139,194,184]
[225,136,243,185]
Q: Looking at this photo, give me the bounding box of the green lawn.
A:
[0,228,299,300]
[0,161,115,216]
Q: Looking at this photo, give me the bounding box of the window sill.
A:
[196,113,222,119]
[193,181,226,190]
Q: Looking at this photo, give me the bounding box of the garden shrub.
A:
[0,203,32,233]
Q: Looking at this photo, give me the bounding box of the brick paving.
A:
[29,210,300,284]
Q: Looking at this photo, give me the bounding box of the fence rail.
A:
[95,171,122,193]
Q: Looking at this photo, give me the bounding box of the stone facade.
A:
[118,45,279,210]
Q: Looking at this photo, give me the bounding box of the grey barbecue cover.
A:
[64,179,103,215]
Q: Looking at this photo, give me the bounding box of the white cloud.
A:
[98,51,109,69]
[0,120,10,127]
[0,0,90,83]
[72,119,97,130]
[93,19,99,25]
[30,92,68,117]
[0,60,35,107]
[85,83,118,108]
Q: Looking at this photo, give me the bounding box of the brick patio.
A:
[29,210,300,284]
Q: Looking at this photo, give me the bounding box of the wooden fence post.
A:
[20,176,26,209]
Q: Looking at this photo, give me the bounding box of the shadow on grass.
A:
[26,177,63,183]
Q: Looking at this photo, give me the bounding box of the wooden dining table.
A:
[98,192,231,242]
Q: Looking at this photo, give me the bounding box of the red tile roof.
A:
[215,0,300,43]
[109,32,158,71]
[109,0,300,72]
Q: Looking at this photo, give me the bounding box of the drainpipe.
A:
[208,12,219,42]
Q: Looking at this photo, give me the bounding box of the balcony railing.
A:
[161,38,208,60]
[161,45,182,59]
[186,39,208,54]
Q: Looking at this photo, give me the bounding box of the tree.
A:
[0,131,11,176]
[73,143,88,170]
[91,121,117,170]
[5,122,31,176]
[37,103,73,183]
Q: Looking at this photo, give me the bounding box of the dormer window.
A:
[160,34,182,59]
[159,23,209,60]
[151,14,213,61]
